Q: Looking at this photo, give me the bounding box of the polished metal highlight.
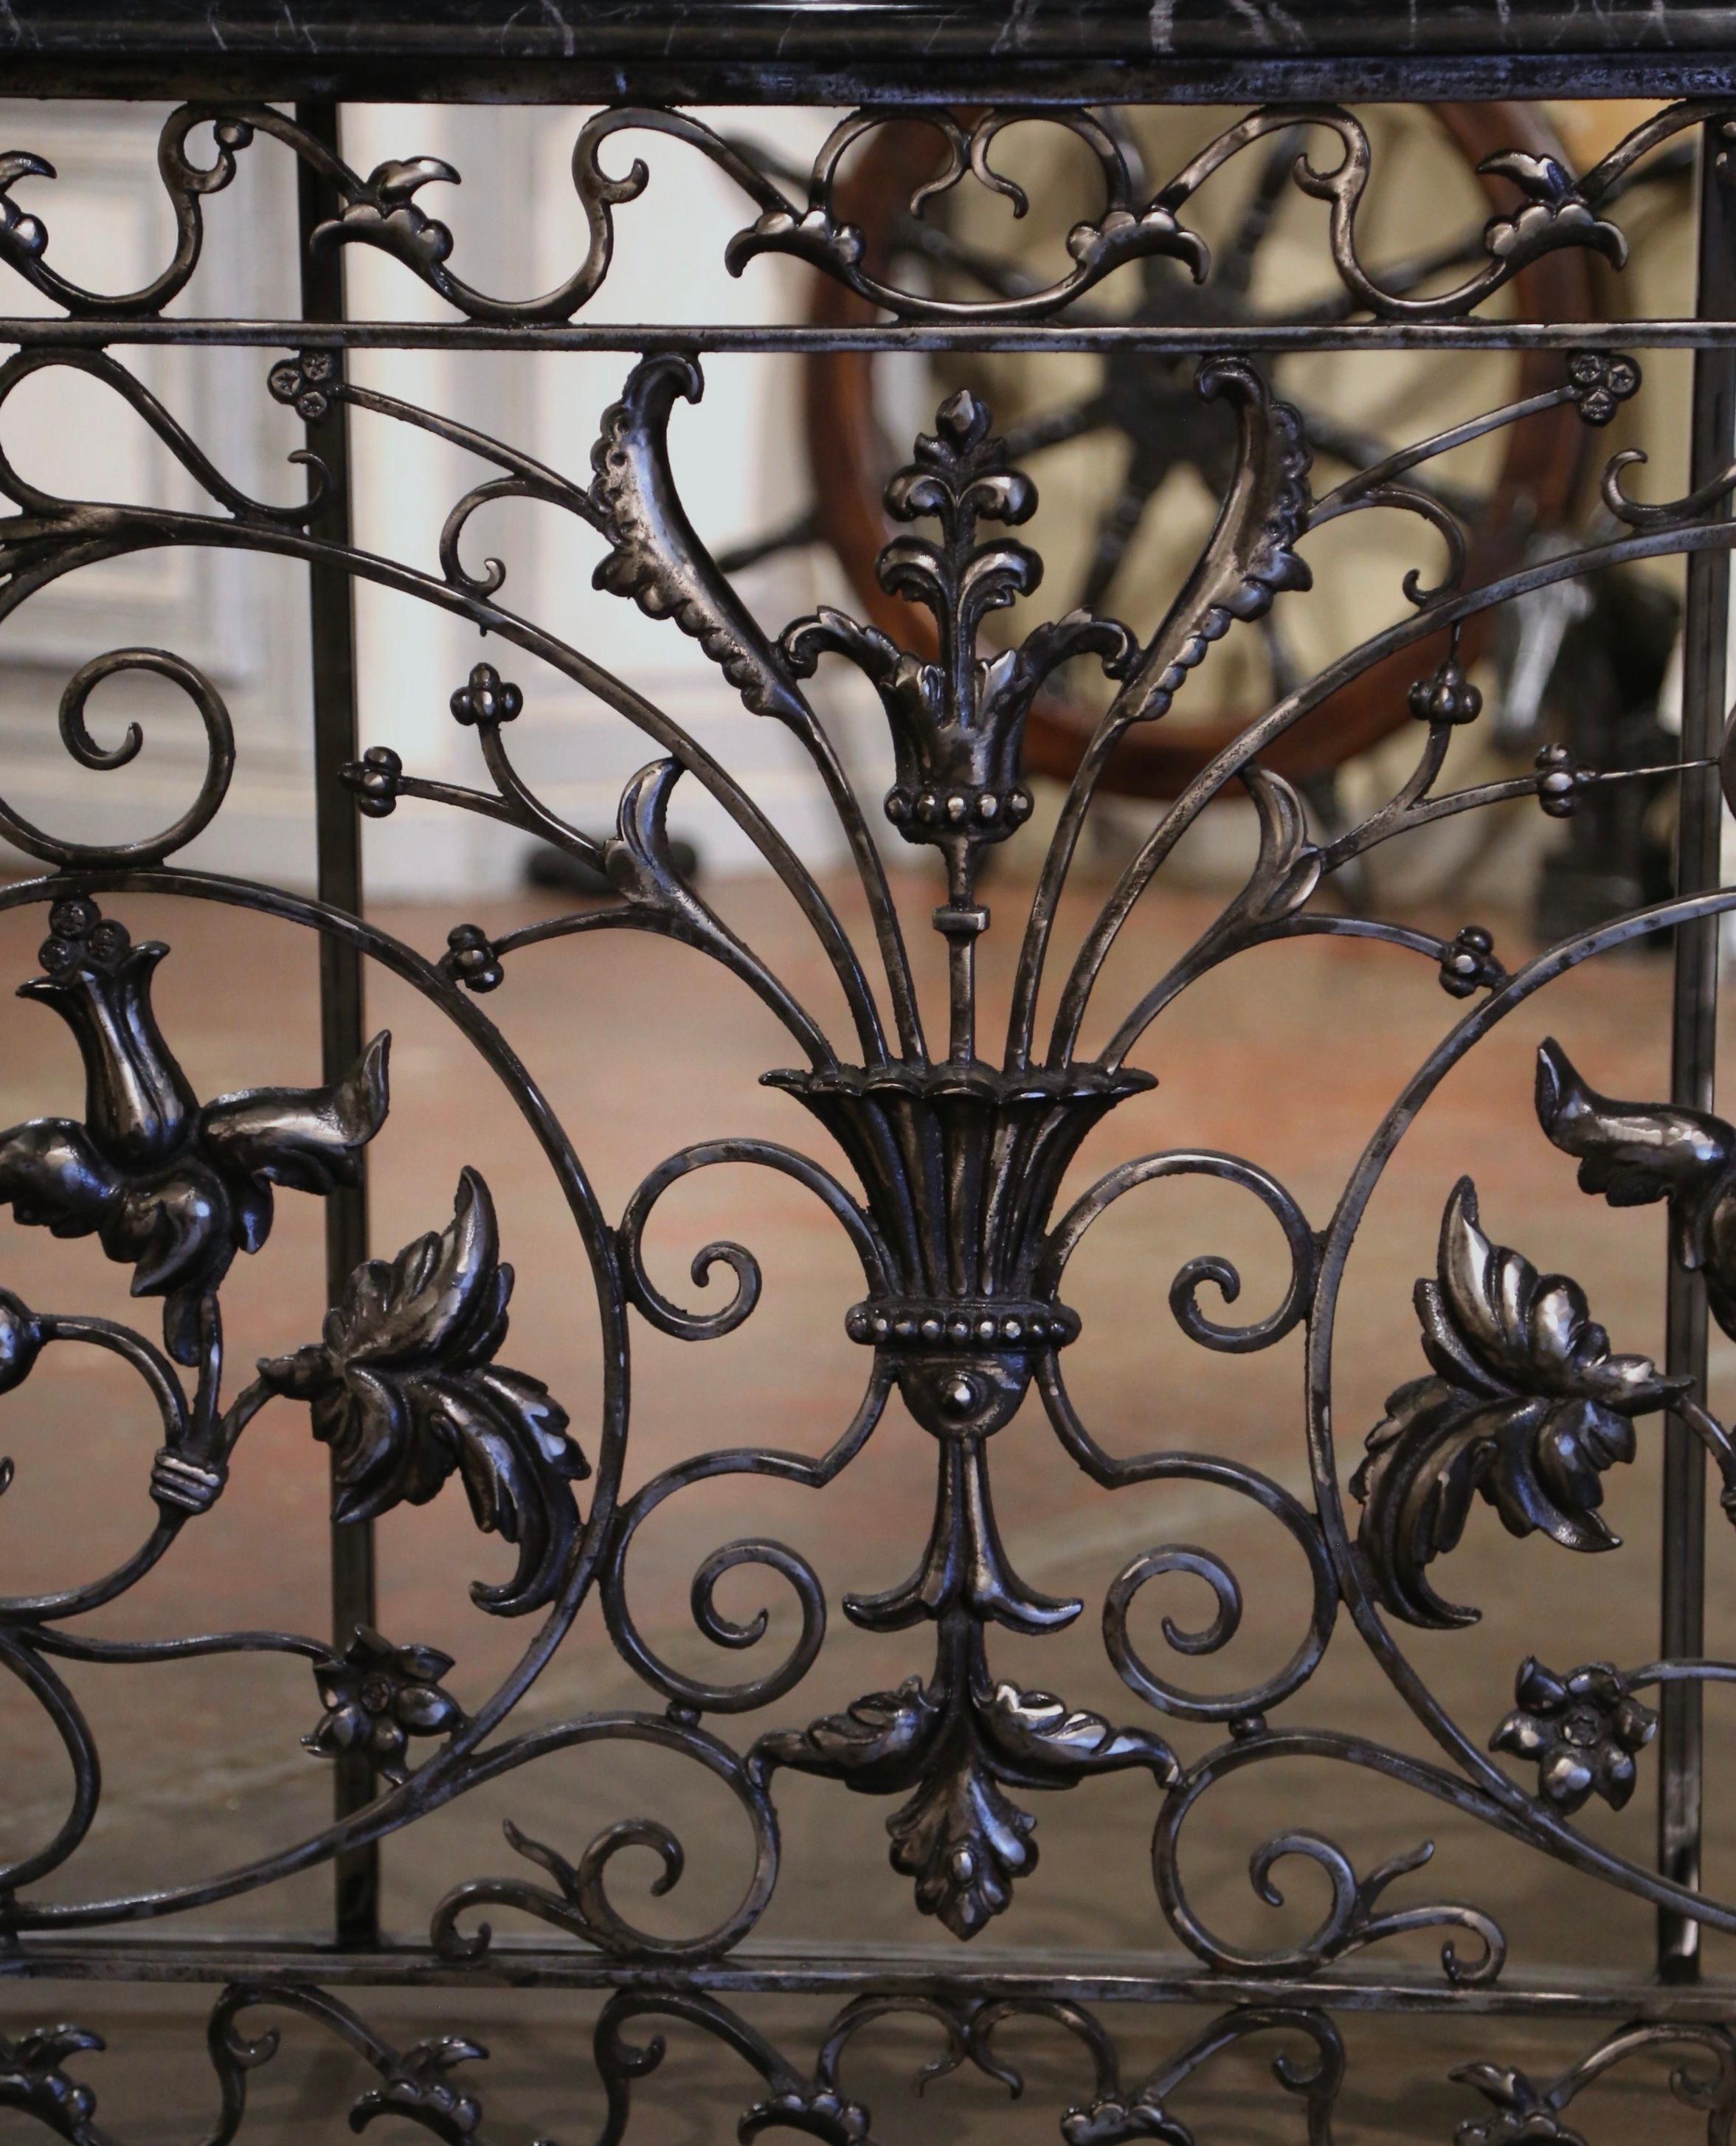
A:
[4,86,1736,2143]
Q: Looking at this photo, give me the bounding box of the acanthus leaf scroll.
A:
[1352,1177,1684,1629]
[753,1633,1176,1941]
[260,1167,589,1618]
[15,97,1736,2113]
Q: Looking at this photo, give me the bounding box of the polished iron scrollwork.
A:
[4,86,1736,2142]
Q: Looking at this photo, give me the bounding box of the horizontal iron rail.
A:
[10,1941,1736,2018]
[8,319,1736,356]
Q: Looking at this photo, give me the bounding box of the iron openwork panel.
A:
[4,46,1736,2142]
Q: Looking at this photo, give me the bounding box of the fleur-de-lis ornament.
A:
[781,388,1137,868]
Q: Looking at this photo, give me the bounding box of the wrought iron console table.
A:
[9,3,1736,2138]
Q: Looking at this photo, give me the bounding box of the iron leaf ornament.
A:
[0,2025,107,2144]
[589,351,814,729]
[347,2034,488,2142]
[1451,2063,1590,2146]
[753,1643,1176,1940]
[1352,1179,1683,1629]
[0,897,389,1364]
[259,1167,588,1616]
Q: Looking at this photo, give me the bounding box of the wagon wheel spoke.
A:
[1259,606,1304,700]
[1000,395,1115,460]
[1289,401,1487,523]
[1600,135,1695,204]
[1276,227,1493,326]
[715,507,822,576]
[889,215,1121,325]
[1076,454,1165,613]
[888,214,1051,305]
[1217,127,1308,299]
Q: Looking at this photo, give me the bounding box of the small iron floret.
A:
[305,1626,466,1784]
[1490,1655,1656,1813]
[442,923,504,993]
[449,663,522,726]
[343,745,405,819]
[266,348,336,424]
[1439,924,1500,1001]
[1408,652,1483,727]
[0,1288,42,1395]
[1566,348,1640,427]
[1534,743,1578,818]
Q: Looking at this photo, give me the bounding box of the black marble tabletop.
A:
[0,0,1732,102]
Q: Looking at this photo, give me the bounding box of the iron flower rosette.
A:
[764,1057,1153,1441]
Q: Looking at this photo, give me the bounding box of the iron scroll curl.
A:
[7,92,1736,2136]
[7,331,1736,1954]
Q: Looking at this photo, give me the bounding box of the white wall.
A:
[0,102,876,900]
[0,100,317,887]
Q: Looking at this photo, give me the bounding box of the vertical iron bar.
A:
[1659,119,1735,1984]
[296,97,379,1950]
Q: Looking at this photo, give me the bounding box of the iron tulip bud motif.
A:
[1535,1036,1736,1342]
[259,1168,587,1617]
[0,898,390,1364]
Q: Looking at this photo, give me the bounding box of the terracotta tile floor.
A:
[2,860,1732,2140]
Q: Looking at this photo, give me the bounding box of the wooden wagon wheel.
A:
[804,105,1602,800]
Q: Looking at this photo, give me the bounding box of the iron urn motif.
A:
[7,65,1736,2144]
